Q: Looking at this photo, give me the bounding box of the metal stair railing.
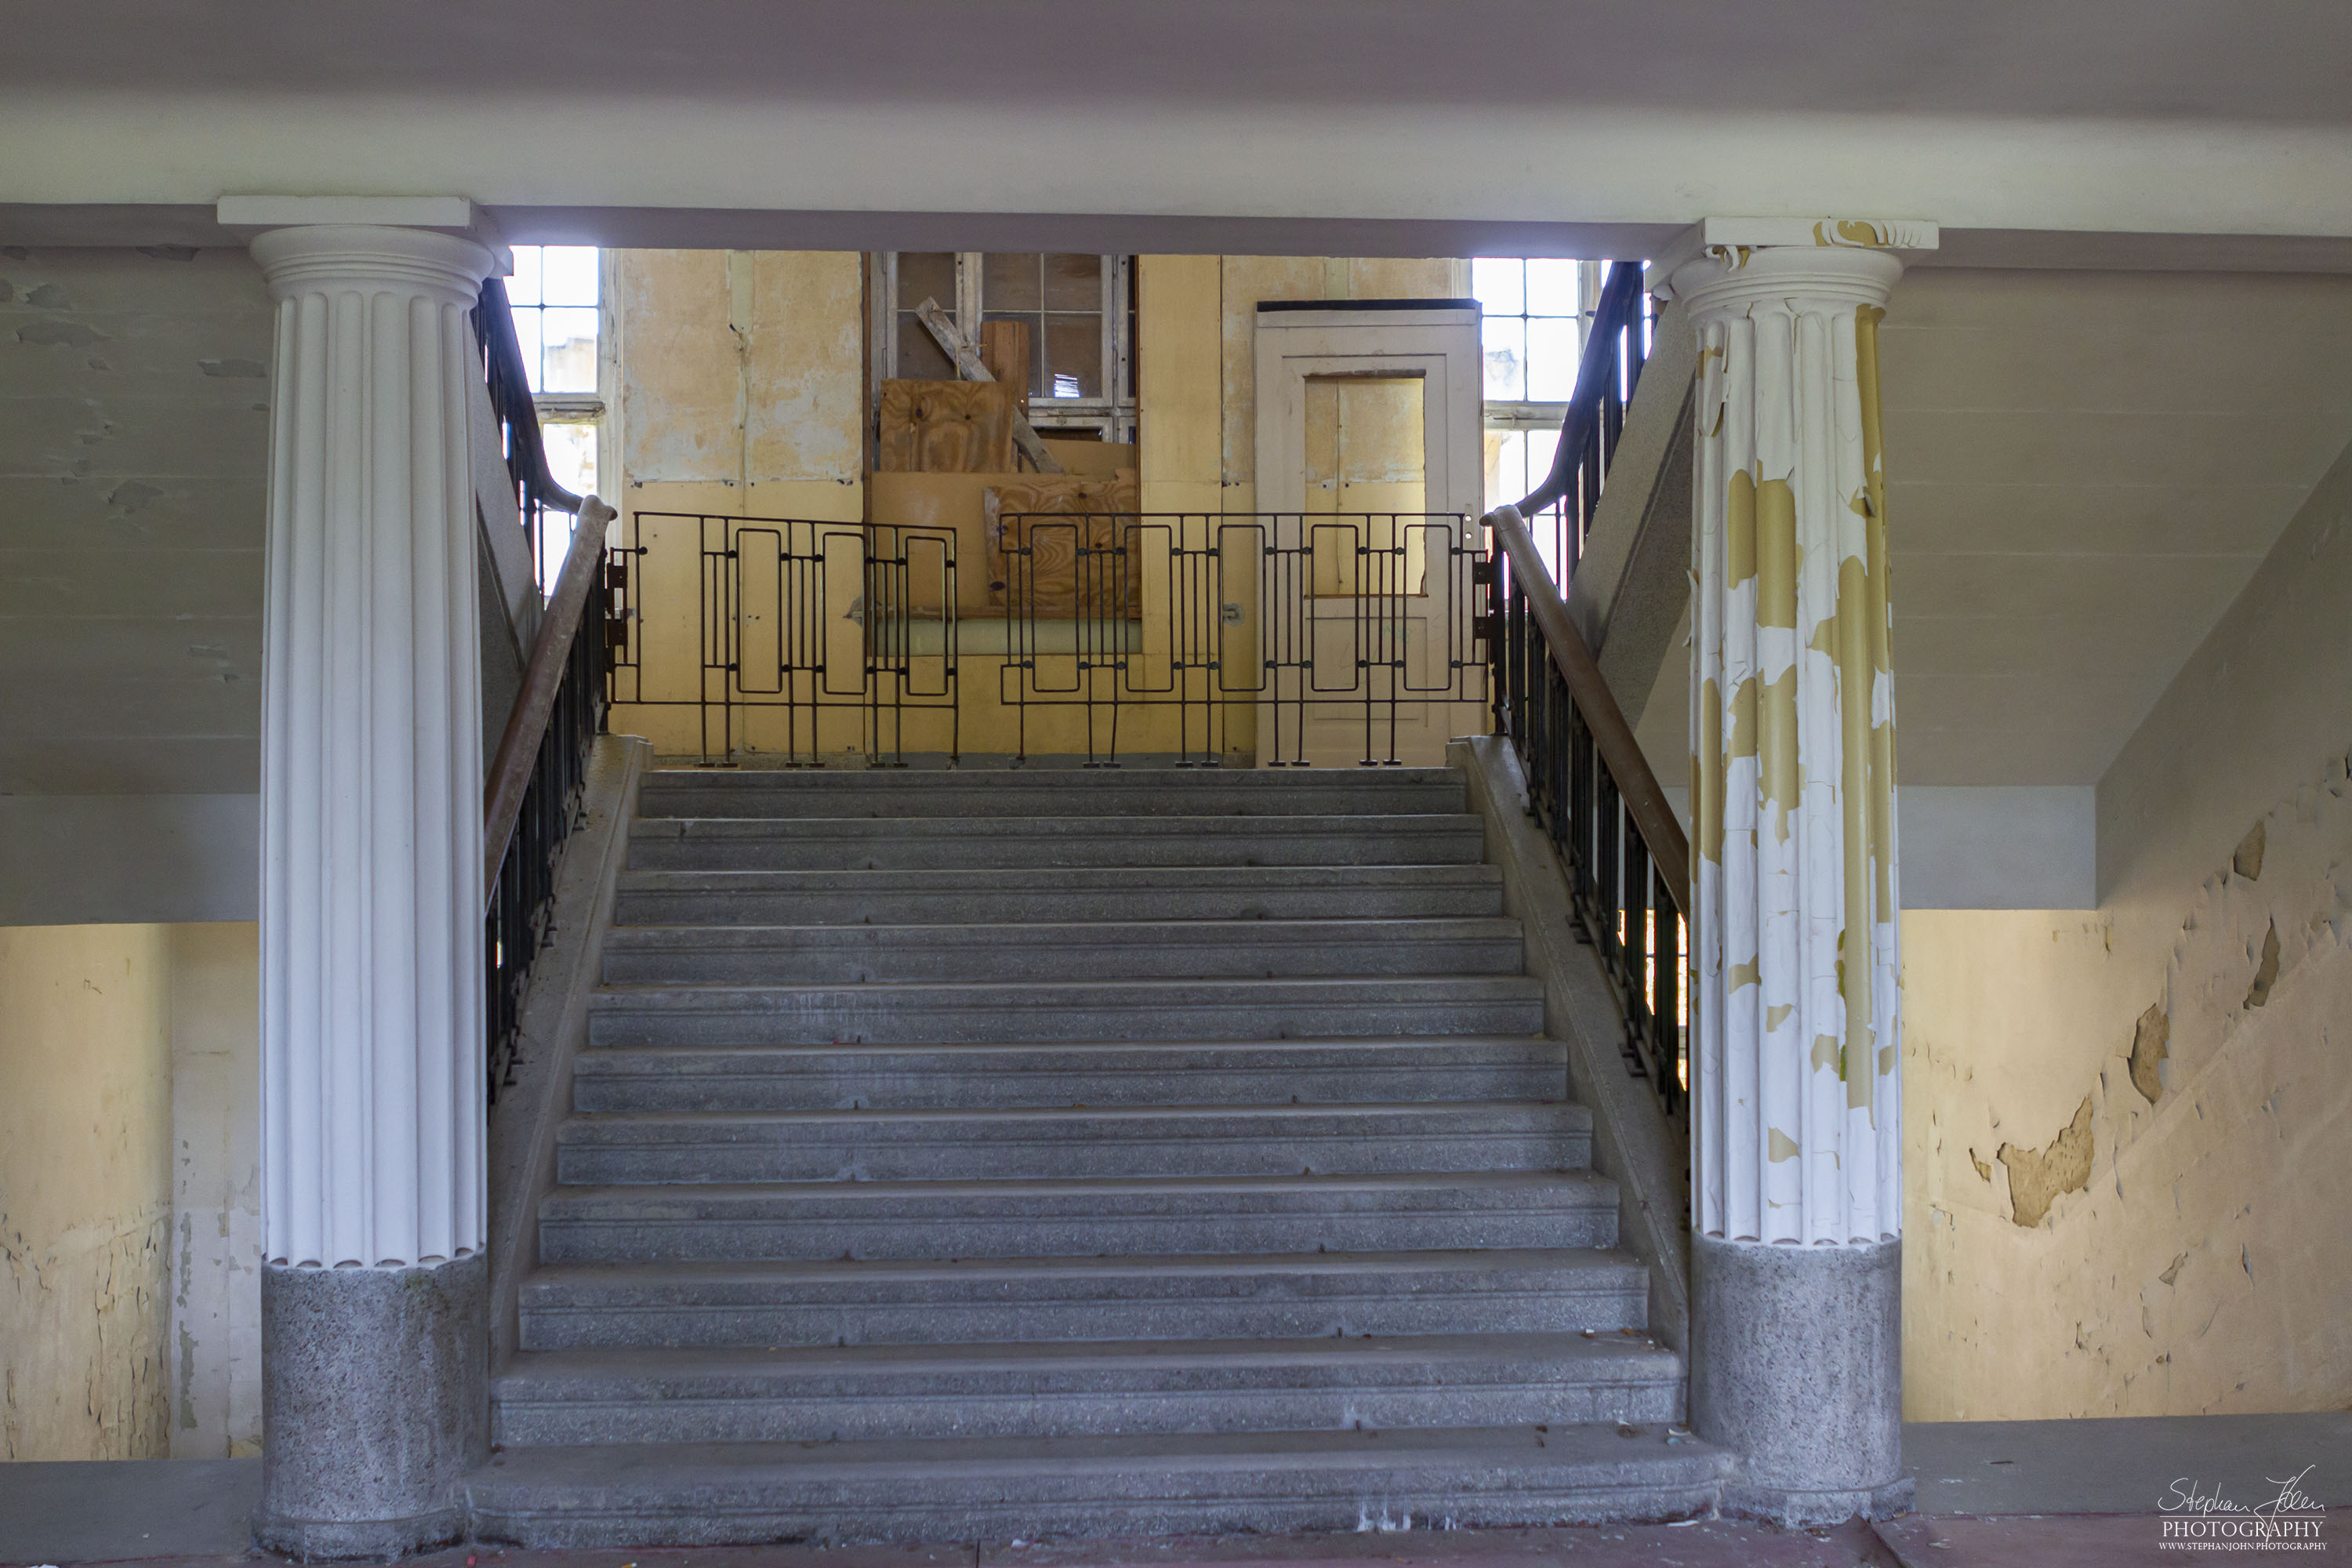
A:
[1476,253,1686,1123]
[474,277,617,1101]
[1483,503,1688,1121]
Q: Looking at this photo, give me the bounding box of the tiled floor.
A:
[4,1414,2344,1568]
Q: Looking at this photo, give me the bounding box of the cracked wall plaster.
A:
[1998,1097,2096,1229]
[0,924,174,1461]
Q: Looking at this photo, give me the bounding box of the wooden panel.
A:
[985,473,1142,619]
[876,379,1016,473]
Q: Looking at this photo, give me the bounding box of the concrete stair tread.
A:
[495,1331,1678,1385]
[602,916,1523,945]
[636,813,1477,835]
[559,1101,1584,1131]
[550,1100,1592,1183]
[635,818,1477,841]
[583,977,1548,1047]
[514,1250,1651,1350]
[639,768,1461,790]
[568,1038,1570,1112]
[596,917,1529,987]
[638,768,1463,783]
[544,1168,1614,1210]
[592,976,1545,1003]
[618,865,1502,890]
[466,1427,1734,1544]
[475,1421,1722,1475]
[575,1035,1565,1066]
[522,1247,1642,1292]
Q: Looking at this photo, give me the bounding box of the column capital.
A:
[1648,216,1936,310]
[247,223,499,309]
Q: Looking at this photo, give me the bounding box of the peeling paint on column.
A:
[1676,239,1907,1247]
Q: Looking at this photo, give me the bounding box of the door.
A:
[1253,303,1488,766]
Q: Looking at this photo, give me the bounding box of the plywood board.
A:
[876,379,1016,474]
[986,474,1143,619]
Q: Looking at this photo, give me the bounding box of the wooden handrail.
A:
[484,495,615,894]
[1514,261,1647,519]
[1486,503,1690,908]
[475,277,583,515]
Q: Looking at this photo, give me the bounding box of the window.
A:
[1472,256,1606,569]
[1472,256,1604,514]
[505,245,605,583]
[872,252,1136,443]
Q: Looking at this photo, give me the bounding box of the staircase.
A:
[472,767,1729,1545]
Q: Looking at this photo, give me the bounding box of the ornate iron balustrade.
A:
[1483,503,1688,1117]
[605,509,1488,768]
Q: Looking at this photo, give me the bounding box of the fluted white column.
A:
[256,223,492,1272]
[1676,237,1906,1247]
[1657,218,1933,1525]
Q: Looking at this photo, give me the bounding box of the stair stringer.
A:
[1450,734,1693,1355]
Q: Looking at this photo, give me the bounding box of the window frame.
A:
[868,252,1137,445]
[1475,256,1606,529]
[499,244,611,586]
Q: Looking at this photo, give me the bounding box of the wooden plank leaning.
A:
[913,297,1065,474]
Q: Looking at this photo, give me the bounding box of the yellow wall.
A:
[609,249,868,760]
[0,924,175,1460]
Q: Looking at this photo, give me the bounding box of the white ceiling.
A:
[1633,267,2352,787]
[3,1,2348,122]
[5,2,2352,260]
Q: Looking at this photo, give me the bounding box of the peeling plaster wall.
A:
[0,924,174,1460]
[609,249,866,758]
[165,921,260,1458]
[1902,432,2352,1420]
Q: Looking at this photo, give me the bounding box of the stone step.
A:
[488,1332,1683,1448]
[586,975,1548,1047]
[636,768,1468,820]
[570,1036,1566,1112]
[612,864,1507,927]
[600,917,1526,985]
[537,1171,1621,1264]
[466,1425,1735,1545]
[626,814,1486,873]
[517,1249,1650,1349]
[553,1102,1592,1185]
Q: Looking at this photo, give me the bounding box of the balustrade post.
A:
[243,211,500,1556]
[1659,218,1936,1526]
